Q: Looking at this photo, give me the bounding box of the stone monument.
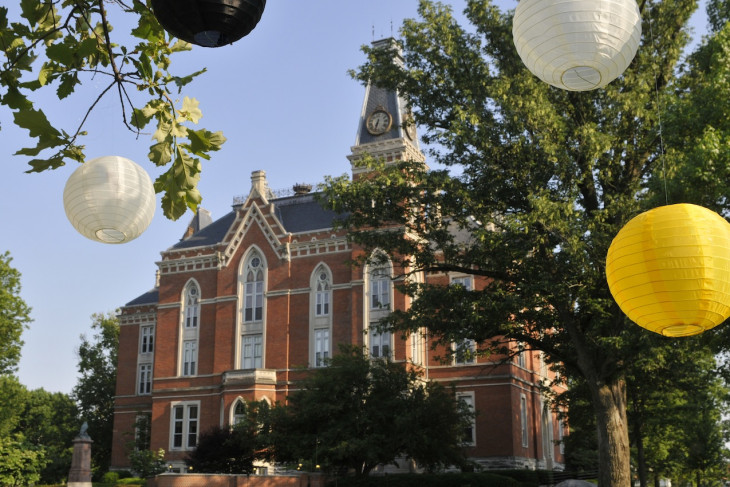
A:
[67,422,93,487]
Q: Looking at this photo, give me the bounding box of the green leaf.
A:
[187,128,227,155]
[13,108,61,139]
[179,96,202,124]
[148,140,173,166]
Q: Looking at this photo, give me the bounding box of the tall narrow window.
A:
[314,328,330,367]
[457,393,476,445]
[138,363,152,395]
[171,402,199,450]
[242,334,262,369]
[140,326,154,354]
[517,342,526,368]
[410,330,424,366]
[185,284,200,328]
[232,400,246,425]
[311,265,333,368]
[370,329,391,358]
[315,271,330,316]
[520,394,529,447]
[370,268,390,309]
[183,340,197,376]
[244,254,264,322]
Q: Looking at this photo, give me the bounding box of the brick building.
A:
[110,39,567,474]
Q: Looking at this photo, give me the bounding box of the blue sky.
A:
[1,1,709,394]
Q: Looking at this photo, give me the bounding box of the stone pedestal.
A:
[67,434,93,487]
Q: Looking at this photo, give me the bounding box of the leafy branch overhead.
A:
[0,0,226,220]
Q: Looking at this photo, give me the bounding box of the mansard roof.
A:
[273,193,342,234]
[124,288,159,307]
[170,193,343,251]
[171,210,237,250]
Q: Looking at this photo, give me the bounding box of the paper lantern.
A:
[606,204,730,337]
[151,0,266,48]
[513,0,642,91]
[63,156,156,244]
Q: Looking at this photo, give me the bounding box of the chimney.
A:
[250,170,269,203]
[293,183,312,195]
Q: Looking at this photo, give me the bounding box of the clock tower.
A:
[348,38,426,179]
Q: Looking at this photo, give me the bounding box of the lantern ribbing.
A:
[513,0,642,91]
[63,156,156,244]
[606,204,730,336]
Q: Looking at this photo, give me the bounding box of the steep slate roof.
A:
[170,210,237,250]
[124,288,159,307]
[274,193,343,234]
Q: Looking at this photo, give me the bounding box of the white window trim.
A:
[237,247,268,369]
[241,334,263,369]
[457,391,476,446]
[169,401,200,451]
[182,340,198,376]
[453,339,477,365]
[520,393,529,448]
[310,264,333,368]
[140,325,155,354]
[138,363,152,396]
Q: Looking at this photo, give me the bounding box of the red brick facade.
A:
[111,55,567,474]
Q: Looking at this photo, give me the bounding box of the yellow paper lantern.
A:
[606,204,730,336]
[513,0,642,91]
[63,156,156,244]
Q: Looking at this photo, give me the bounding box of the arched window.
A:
[232,399,247,426]
[239,249,266,370]
[180,281,200,377]
[315,270,330,316]
[184,283,200,328]
[244,252,264,322]
[311,265,332,368]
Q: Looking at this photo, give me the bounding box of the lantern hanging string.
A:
[648,15,669,205]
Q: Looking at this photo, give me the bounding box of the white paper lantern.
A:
[63,156,156,244]
[513,0,642,91]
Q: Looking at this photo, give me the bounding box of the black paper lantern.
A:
[151,0,266,48]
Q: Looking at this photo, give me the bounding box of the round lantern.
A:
[151,0,266,48]
[606,204,730,337]
[63,156,156,244]
[513,0,642,91]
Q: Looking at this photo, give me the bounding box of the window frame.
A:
[244,253,264,323]
[520,394,529,448]
[138,363,152,395]
[241,334,263,369]
[182,340,197,376]
[314,328,330,367]
[170,401,200,451]
[457,392,476,446]
[140,325,154,354]
[369,329,392,358]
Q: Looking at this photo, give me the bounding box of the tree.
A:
[0,434,46,487]
[72,312,119,478]
[323,1,725,485]
[18,387,80,484]
[185,400,271,474]
[0,251,32,375]
[271,346,472,475]
[0,1,225,219]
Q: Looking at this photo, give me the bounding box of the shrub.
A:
[102,471,119,485]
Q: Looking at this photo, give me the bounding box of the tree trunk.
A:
[633,416,647,487]
[589,378,632,487]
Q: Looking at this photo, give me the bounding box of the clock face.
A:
[366,110,392,135]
